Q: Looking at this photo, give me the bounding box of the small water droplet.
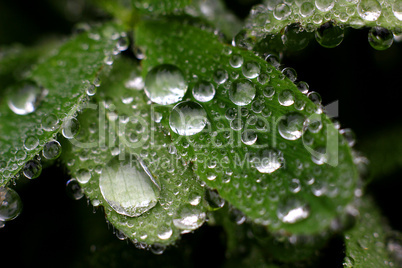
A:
[300,2,315,17]
[144,64,187,105]
[100,154,160,217]
[368,27,393,50]
[213,69,228,84]
[254,149,284,174]
[229,54,244,68]
[229,79,256,106]
[66,179,84,200]
[192,81,215,102]
[278,112,306,140]
[117,36,129,51]
[0,187,23,222]
[296,81,309,94]
[315,0,335,12]
[277,198,310,224]
[242,61,260,79]
[157,227,173,240]
[150,244,166,255]
[169,101,207,136]
[315,21,344,48]
[274,3,291,20]
[241,130,257,145]
[43,140,62,160]
[278,89,295,106]
[357,0,381,21]
[41,114,59,131]
[24,136,39,151]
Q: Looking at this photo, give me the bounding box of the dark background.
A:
[1,0,401,267]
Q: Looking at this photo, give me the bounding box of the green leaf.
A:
[132,0,191,14]
[0,23,124,186]
[358,126,402,183]
[61,57,207,246]
[135,18,359,234]
[343,196,397,267]
[244,0,402,53]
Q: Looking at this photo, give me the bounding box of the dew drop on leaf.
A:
[8,81,45,115]
[278,89,295,106]
[42,140,62,160]
[62,117,81,139]
[99,154,160,217]
[144,64,187,105]
[277,198,310,224]
[173,204,206,231]
[242,61,261,79]
[66,179,84,200]
[169,101,207,136]
[24,136,39,151]
[229,79,256,106]
[368,27,394,51]
[300,2,315,17]
[205,189,225,211]
[315,21,344,48]
[22,159,42,179]
[278,112,306,140]
[76,168,91,184]
[0,187,23,222]
[357,0,381,21]
[315,0,335,12]
[229,54,244,68]
[192,81,216,102]
[273,3,291,20]
[393,1,402,20]
[41,114,60,131]
[254,149,284,174]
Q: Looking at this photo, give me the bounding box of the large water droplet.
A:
[282,24,311,51]
[23,159,42,179]
[277,198,310,224]
[99,154,160,217]
[192,81,215,102]
[357,0,381,21]
[0,187,23,222]
[8,81,45,115]
[66,179,84,200]
[144,64,187,105]
[278,112,306,140]
[173,204,206,231]
[315,0,335,12]
[315,21,344,48]
[254,149,284,174]
[169,101,207,136]
[43,140,62,160]
[368,27,393,50]
[229,79,256,106]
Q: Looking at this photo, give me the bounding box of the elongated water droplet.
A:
[254,149,284,174]
[173,204,206,231]
[144,64,187,105]
[278,112,306,140]
[8,81,45,115]
[0,187,23,222]
[368,27,393,50]
[192,81,215,102]
[205,189,225,211]
[169,101,207,136]
[315,21,344,48]
[43,140,62,160]
[277,198,310,224]
[229,79,256,106]
[357,0,381,21]
[99,154,160,217]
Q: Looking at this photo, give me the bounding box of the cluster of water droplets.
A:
[245,0,400,51]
